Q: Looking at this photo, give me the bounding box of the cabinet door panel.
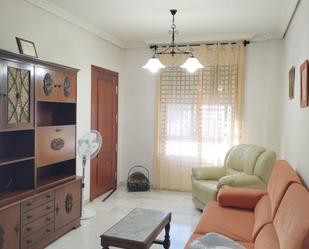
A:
[55,180,81,230]
[35,66,58,102]
[2,61,34,130]
[57,71,76,103]
[0,204,20,249]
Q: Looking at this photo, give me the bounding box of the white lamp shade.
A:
[180,57,204,73]
[142,58,166,73]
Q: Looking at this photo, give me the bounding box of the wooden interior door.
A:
[91,65,118,201]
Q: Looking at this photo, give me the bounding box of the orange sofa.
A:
[185,160,309,249]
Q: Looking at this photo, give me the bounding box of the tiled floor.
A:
[47,187,201,249]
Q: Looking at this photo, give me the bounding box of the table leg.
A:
[102,243,109,249]
[163,223,170,249]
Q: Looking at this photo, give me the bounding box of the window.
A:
[156,43,244,191]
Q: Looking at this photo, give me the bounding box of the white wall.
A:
[121,48,157,183]
[120,43,282,183]
[243,40,283,153]
[0,0,124,202]
[279,0,309,186]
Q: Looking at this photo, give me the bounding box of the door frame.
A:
[90,65,118,201]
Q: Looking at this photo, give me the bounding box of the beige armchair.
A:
[192,144,276,209]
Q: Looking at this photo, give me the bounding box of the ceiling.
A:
[27,0,299,48]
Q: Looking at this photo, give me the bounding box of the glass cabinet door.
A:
[2,61,34,130]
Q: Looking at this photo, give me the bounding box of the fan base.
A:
[81,208,96,220]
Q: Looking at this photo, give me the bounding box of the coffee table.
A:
[100,208,172,249]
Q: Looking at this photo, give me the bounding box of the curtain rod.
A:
[150,40,250,49]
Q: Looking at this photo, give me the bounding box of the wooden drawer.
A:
[21,191,54,213]
[21,212,54,239]
[21,223,54,249]
[36,125,76,167]
[21,201,54,225]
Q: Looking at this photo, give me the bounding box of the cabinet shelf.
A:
[0,156,35,167]
[36,101,76,126]
[36,124,76,129]
[36,175,75,191]
[0,189,34,208]
[0,127,35,133]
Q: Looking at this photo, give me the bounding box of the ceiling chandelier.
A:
[143,9,204,73]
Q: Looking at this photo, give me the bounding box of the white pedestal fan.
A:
[78,130,102,220]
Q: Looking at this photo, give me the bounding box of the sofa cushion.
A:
[273,183,309,249]
[191,179,218,205]
[267,160,301,219]
[217,174,266,190]
[255,223,280,249]
[254,150,276,183]
[194,202,254,242]
[225,144,265,174]
[218,187,267,210]
[253,194,272,239]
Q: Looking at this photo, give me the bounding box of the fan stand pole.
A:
[81,156,96,220]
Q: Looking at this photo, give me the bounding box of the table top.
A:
[101,208,171,243]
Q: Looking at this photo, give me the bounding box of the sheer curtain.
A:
[155,43,245,191]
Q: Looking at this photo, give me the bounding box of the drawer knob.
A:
[46,217,51,221]
[27,239,32,244]
[46,206,52,210]
[46,194,51,198]
[46,228,51,233]
[26,203,32,207]
[27,215,32,219]
[26,227,32,232]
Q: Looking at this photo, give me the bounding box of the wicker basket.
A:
[127,165,150,192]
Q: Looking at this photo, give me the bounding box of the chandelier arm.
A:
[156,51,191,55]
[158,46,173,54]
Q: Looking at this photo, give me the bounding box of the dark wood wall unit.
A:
[0,49,81,249]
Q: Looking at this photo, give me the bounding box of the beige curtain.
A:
[155,42,245,191]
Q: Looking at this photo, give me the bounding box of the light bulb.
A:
[142,58,166,73]
[180,57,204,73]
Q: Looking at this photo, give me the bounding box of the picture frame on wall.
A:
[300,60,309,108]
[289,66,295,99]
[16,37,38,58]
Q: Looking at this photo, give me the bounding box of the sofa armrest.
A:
[192,167,226,180]
[217,187,267,209]
[217,174,266,189]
